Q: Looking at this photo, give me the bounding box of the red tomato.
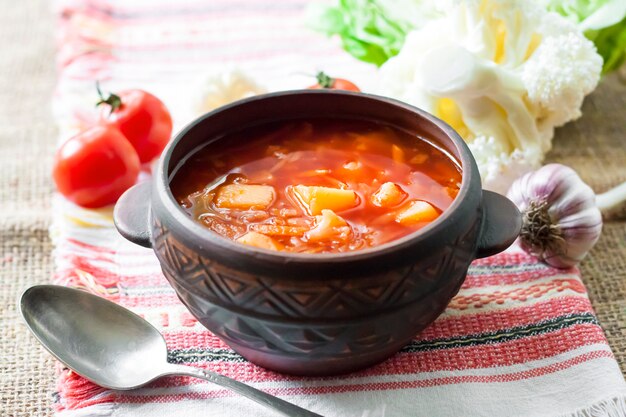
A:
[53,125,141,208]
[97,87,173,163]
[308,71,360,92]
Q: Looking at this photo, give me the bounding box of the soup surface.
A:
[171,118,461,253]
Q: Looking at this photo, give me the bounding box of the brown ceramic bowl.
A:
[114,90,521,376]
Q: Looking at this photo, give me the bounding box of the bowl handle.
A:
[113,181,153,248]
[475,190,521,259]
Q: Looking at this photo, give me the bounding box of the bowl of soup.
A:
[114,90,521,376]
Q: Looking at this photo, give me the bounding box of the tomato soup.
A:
[171,118,461,253]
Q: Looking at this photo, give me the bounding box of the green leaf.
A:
[306,0,414,66]
[341,36,390,66]
[591,16,626,73]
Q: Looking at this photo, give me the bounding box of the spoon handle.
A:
[166,364,324,417]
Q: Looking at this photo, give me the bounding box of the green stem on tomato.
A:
[95,81,123,115]
[316,71,335,89]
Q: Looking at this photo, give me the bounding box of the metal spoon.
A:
[20,285,323,417]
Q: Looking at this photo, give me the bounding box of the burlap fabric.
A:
[0,1,57,416]
[0,2,624,416]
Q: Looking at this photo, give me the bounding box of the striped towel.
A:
[51,1,626,416]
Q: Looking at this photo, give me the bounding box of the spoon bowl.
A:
[20,285,322,416]
[20,285,168,389]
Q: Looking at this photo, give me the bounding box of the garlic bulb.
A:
[507,164,602,268]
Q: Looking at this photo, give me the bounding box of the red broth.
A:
[171,118,461,253]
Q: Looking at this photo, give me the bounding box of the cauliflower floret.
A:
[522,32,602,127]
[195,70,266,114]
[378,0,602,192]
[468,136,542,194]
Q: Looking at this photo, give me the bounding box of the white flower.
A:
[378,0,602,192]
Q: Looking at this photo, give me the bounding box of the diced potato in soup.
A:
[391,144,405,163]
[292,185,358,215]
[171,118,461,254]
[396,201,439,226]
[371,182,407,208]
[236,232,283,250]
[215,184,275,210]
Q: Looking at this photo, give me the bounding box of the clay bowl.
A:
[114,90,521,376]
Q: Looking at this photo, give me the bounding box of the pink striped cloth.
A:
[50,1,626,416]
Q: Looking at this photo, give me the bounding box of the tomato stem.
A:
[95,81,123,116]
[316,71,335,89]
